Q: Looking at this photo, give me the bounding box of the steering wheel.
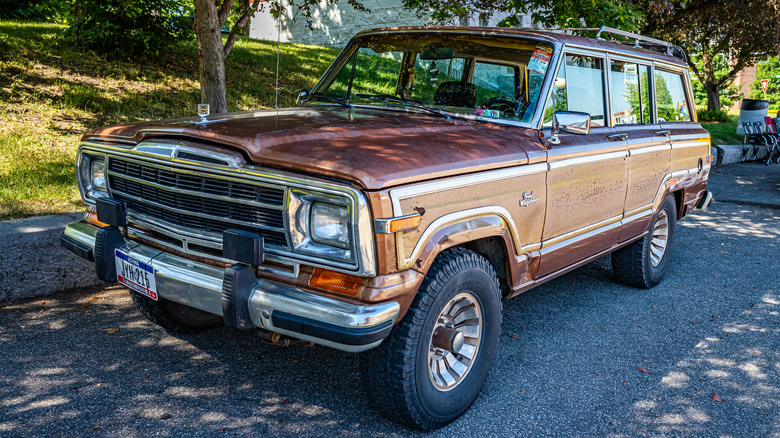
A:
[481,96,519,114]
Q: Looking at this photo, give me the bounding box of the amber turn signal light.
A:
[84,208,109,227]
[309,268,364,297]
[375,213,421,234]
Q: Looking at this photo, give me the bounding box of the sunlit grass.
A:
[0,20,339,220]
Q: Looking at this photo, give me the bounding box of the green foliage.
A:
[749,56,780,107]
[696,109,731,122]
[500,0,644,35]
[0,0,63,21]
[61,0,192,58]
[0,20,339,219]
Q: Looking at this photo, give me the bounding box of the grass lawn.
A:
[701,118,743,146]
[0,20,339,220]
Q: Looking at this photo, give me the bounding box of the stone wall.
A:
[0,213,101,302]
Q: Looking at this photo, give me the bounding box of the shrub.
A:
[0,0,63,21]
[696,108,731,122]
[62,0,192,58]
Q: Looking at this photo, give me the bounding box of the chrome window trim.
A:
[564,43,688,72]
[78,142,377,277]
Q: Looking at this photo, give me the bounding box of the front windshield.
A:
[309,33,554,124]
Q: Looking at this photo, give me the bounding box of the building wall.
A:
[733,64,758,108]
[249,0,431,47]
[249,1,512,47]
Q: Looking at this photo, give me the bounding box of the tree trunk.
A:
[194,0,228,114]
[704,82,721,111]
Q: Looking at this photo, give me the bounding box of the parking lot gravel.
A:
[1,163,778,437]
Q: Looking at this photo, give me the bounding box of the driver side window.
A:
[472,62,518,105]
[543,54,606,127]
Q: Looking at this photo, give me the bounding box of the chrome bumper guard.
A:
[60,221,399,352]
[697,190,714,211]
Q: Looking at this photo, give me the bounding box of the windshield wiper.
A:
[301,92,352,108]
[354,94,450,119]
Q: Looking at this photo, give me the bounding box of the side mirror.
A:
[296,89,309,106]
[549,111,591,145]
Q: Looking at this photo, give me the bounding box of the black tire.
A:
[612,194,677,288]
[360,247,502,430]
[130,291,223,334]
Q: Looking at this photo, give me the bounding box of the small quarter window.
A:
[655,70,691,122]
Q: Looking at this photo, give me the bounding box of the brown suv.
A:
[61,26,713,429]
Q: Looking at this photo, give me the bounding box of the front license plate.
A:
[115,249,158,300]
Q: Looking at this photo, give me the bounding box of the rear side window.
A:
[544,54,606,127]
[655,70,691,122]
[610,61,652,125]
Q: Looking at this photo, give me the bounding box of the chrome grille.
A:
[107,157,288,248]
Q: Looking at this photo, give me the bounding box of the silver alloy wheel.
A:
[428,292,483,391]
[650,209,669,266]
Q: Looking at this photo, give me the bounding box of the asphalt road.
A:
[1,163,778,437]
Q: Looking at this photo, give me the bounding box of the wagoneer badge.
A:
[520,191,539,207]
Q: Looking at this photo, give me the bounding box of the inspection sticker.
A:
[528,45,553,74]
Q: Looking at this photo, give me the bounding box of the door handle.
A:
[607,133,628,141]
[654,130,670,136]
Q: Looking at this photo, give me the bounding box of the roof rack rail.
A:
[517,27,600,33]
[595,26,687,62]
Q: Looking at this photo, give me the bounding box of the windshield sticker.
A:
[528,46,553,74]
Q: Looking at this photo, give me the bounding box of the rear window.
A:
[655,70,691,122]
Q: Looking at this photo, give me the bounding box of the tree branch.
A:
[223,0,261,60]
[217,0,235,26]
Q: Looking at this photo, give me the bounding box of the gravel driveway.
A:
[1,163,778,437]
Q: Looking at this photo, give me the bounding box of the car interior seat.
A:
[434,81,477,108]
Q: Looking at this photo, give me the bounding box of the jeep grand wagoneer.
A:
[61,26,713,429]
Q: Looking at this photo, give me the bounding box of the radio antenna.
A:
[274,14,281,109]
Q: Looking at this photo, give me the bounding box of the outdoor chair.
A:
[742,122,763,161]
[763,116,780,164]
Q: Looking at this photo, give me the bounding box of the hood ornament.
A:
[197,103,210,124]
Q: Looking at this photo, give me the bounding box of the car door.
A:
[537,52,628,278]
[608,59,672,242]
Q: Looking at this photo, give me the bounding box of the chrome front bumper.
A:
[60,221,399,352]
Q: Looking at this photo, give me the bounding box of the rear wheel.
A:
[612,194,677,288]
[360,247,502,430]
[130,291,223,334]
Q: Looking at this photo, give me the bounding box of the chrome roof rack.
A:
[516,27,600,33]
[595,26,686,61]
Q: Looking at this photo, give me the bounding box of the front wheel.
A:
[360,247,502,430]
[612,194,677,288]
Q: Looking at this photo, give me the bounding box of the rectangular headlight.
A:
[78,152,107,201]
[310,202,350,249]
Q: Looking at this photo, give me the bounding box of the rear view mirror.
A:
[420,47,455,60]
[548,111,591,145]
[296,89,309,106]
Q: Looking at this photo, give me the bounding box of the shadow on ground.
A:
[0,202,777,437]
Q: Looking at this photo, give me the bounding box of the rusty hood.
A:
[82,107,539,190]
